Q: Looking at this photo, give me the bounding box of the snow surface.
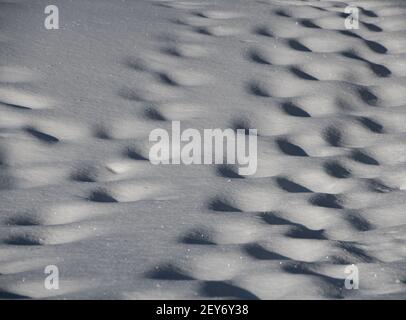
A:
[0,0,405,299]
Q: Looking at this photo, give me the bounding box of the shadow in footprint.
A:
[0,290,31,299]
[6,215,40,227]
[125,147,148,161]
[276,177,312,193]
[146,264,193,281]
[281,101,310,117]
[324,161,351,179]
[144,107,166,121]
[119,87,144,102]
[281,262,344,298]
[323,126,342,147]
[0,146,6,166]
[25,127,59,144]
[0,101,32,110]
[217,165,243,179]
[282,262,315,275]
[290,67,318,81]
[247,49,271,65]
[125,57,150,71]
[71,166,98,183]
[300,19,320,29]
[366,179,393,193]
[341,51,391,77]
[339,30,362,39]
[88,190,118,203]
[253,26,273,37]
[345,210,373,231]
[209,198,241,212]
[362,22,382,32]
[360,7,378,18]
[365,40,387,54]
[157,72,178,86]
[338,241,377,263]
[247,81,270,97]
[261,212,295,226]
[358,87,378,106]
[161,46,183,58]
[309,193,343,209]
[4,235,42,246]
[180,227,216,245]
[287,39,312,52]
[350,150,379,165]
[244,243,289,260]
[261,212,327,240]
[232,118,254,136]
[340,31,386,54]
[285,225,327,240]
[93,125,112,140]
[274,9,291,17]
[0,147,14,190]
[200,281,259,300]
[276,138,308,157]
[357,117,383,133]
[341,50,364,62]
[369,63,391,77]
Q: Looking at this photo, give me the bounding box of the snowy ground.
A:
[0,0,406,299]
